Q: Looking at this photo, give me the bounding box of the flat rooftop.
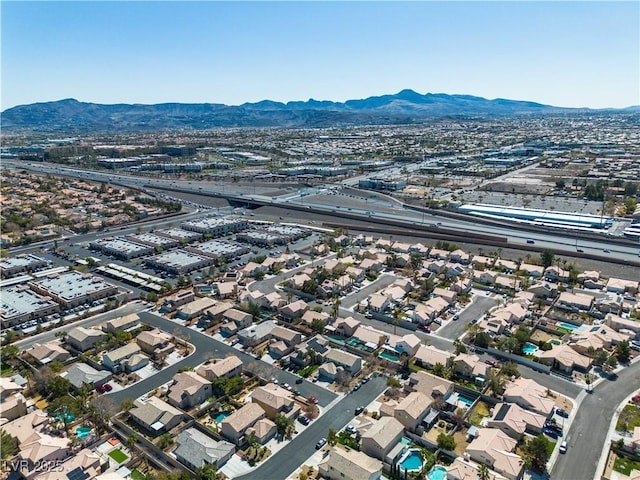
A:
[155,228,202,241]
[147,249,213,269]
[91,238,153,255]
[190,239,248,257]
[1,286,58,321]
[126,233,177,248]
[31,271,117,302]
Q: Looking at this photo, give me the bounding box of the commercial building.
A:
[187,239,250,261]
[0,285,59,328]
[29,271,118,308]
[180,216,248,236]
[0,254,49,278]
[88,237,154,259]
[145,249,214,275]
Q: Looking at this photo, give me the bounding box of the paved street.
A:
[551,362,640,480]
[108,312,337,408]
[436,292,500,340]
[238,375,388,480]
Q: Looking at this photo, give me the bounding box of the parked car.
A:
[556,408,569,418]
[543,427,559,439]
[355,406,364,415]
[345,425,357,435]
[298,416,310,426]
[296,378,303,384]
[103,383,112,392]
[485,359,500,368]
[559,441,568,454]
[315,438,327,449]
[95,384,106,393]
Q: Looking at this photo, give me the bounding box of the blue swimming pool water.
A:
[75,426,92,439]
[427,465,448,480]
[400,436,411,445]
[54,412,75,422]
[558,322,579,330]
[459,395,475,407]
[379,350,400,362]
[522,342,538,354]
[212,411,231,423]
[399,449,423,471]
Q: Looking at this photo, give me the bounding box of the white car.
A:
[559,441,567,454]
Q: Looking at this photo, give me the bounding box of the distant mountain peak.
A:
[1,90,600,133]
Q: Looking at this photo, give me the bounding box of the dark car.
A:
[543,428,559,439]
[555,408,569,418]
[355,406,364,415]
[95,384,106,393]
[315,438,327,449]
[103,383,112,392]
[295,378,303,384]
[298,416,310,426]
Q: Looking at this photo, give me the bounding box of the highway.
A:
[6,161,639,264]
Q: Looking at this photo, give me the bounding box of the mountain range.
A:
[0,89,622,133]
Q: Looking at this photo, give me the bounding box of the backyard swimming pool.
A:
[459,394,475,407]
[522,342,539,355]
[212,411,231,423]
[558,322,579,331]
[427,465,447,480]
[379,350,400,362]
[398,449,423,472]
[75,426,92,439]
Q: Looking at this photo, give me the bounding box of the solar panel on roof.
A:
[67,467,90,480]
[494,403,511,421]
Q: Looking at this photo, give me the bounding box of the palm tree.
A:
[330,296,341,319]
[478,463,491,480]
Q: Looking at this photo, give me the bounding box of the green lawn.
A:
[614,456,640,475]
[108,448,128,463]
[616,405,640,432]
[546,440,557,457]
[131,470,146,480]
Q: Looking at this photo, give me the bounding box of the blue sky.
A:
[1,1,638,110]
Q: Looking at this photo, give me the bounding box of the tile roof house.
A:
[245,418,277,445]
[197,355,243,381]
[26,341,71,365]
[360,416,405,462]
[130,396,183,436]
[33,447,105,480]
[568,324,632,354]
[251,383,297,420]
[174,427,235,471]
[102,343,144,373]
[1,410,49,444]
[318,446,382,480]
[279,299,309,320]
[136,328,174,356]
[324,348,362,375]
[538,344,592,373]
[16,432,70,478]
[413,345,453,369]
[392,391,432,432]
[453,353,488,379]
[406,370,454,400]
[503,378,555,416]
[220,403,266,445]
[487,402,546,439]
[66,326,107,352]
[332,316,360,337]
[447,457,508,480]
[465,428,523,480]
[167,371,213,410]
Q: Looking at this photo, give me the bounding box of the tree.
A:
[0,344,19,362]
[48,376,71,399]
[197,464,221,480]
[327,427,337,446]
[593,348,609,366]
[432,362,449,379]
[522,435,552,472]
[615,340,631,363]
[606,354,618,370]
[474,332,491,348]
[478,463,491,480]
[453,338,467,354]
[436,433,456,451]
[540,250,555,268]
[387,377,401,388]
[274,413,294,439]
[486,369,506,396]
[500,361,520,378]
[88,396,118,434]
[158,432,174,449]
[311,318,325,334]
[120,398,135,412]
